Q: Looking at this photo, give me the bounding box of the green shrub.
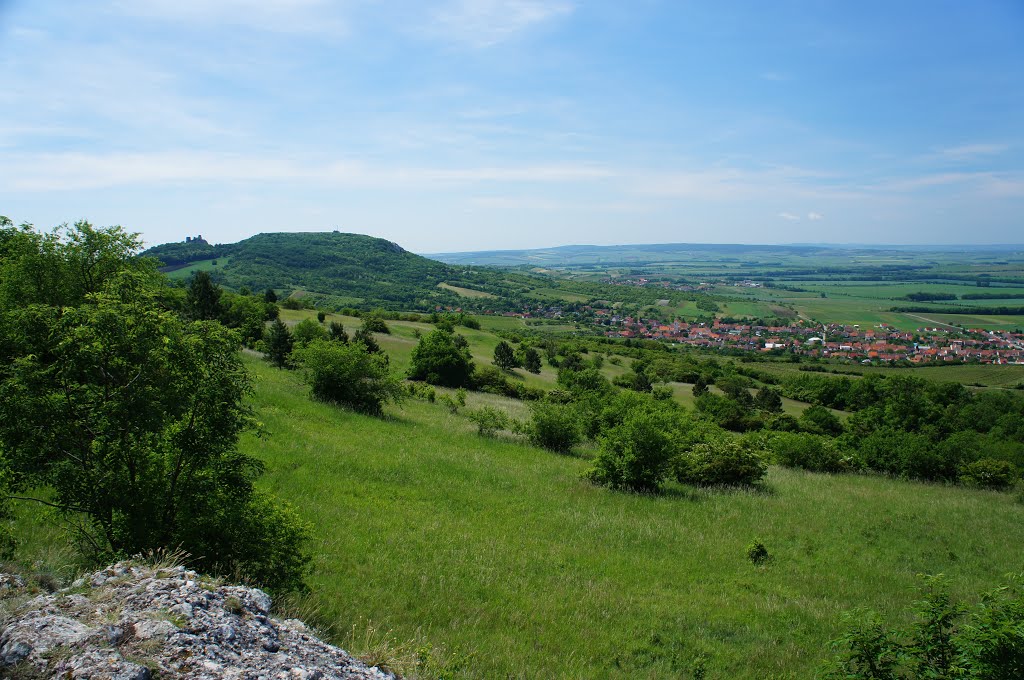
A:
[408,329,475,387]
[466,407,512,437]
[293,317,327,347]
[754,386,783,413]
[527,402,581,454]
[588,408,679,492]
[295,339,403,416]
[823,609,901,680]
[746,540,770,565]
[824,573,1024,679]
[264,318,294,368]
[768,432,856,473]
[0,223,311,593]
[799,404,844,436]
[361,313,390,334]
[328,321,348,342]
[674,440,767,487]
[959,458,1019,490]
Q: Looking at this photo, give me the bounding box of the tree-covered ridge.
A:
[144,231,482,309]
[142,231,701,313]
[142,236,224,267]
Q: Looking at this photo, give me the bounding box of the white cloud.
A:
[807,211,824,220]
[111,0,347,34]
[635,165,855,202]
[425,0,574,47]
[0,150,613,192]
[936,143,1009,159]
[778,212,800,221]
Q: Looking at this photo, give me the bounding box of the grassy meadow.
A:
[163,256,231,280]
[239,354,1024,679]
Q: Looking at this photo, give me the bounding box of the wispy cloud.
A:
[111,0,347,34]
[808,212,824,220]
[935,143,1010,160]
[778,212,800,221]
[635,165,853,202]
[0,151,612,192]
[424,0,574,47]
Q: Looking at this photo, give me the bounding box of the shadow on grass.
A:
[662,481,777,499]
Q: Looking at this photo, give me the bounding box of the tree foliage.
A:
[526,401,581,454]
[185,270,224,321]
[588,407,679,492]
[493,340,519,371]
[0,219,310,593]
[523,346,542,374]
[408,328,475,387]
[264,319,294,368]
[824,574,1024,679]
[295,339,403,416]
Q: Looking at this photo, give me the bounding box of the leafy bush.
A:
[328,321,349,342]
[527,402,581,454]
[746,540,770,565]
[0,222,311,592]
[959,458,1019,490]
[466,407,512,437]
[768,432,856,473]
[280,296,313,310]
[293,317,327,347]
[588,408,680,492]
[361,313,390,334]
[408,329,475,387]
[824,574,1024,679]
[405,381,436,402]
[753,386,783,413]
[695,393,759,432]
[295,339,403,416]
[799,404,844,436]
[674,440,768,487]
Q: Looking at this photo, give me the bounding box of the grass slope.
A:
[242,354,1024,679]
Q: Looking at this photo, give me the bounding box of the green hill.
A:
[219,232,455,307]
[144,232,485,309]
[142,232,697,313]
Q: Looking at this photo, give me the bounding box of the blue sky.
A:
[1,1,1022,252]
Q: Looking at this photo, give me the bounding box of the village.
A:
[485,300,1024,365]
[602,315,1024,365]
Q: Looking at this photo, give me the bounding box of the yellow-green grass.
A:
[917,313,1024,330]
[792,282,1024,300]
[666,382,845,418]
[790,297,929,331]
[739,360,1024,389]
[275,309,630,391]
[476,315,528,332]
[857,363,1024,388]
[163,257,230,280]
[243,355,1024,679]
[718,300,780,319]
[955,297,1024,307]
[531,288,591,303]
[438,283,497,299]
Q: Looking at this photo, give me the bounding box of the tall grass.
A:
[242,354,1024,678]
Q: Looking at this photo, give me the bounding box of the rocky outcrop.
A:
[0,562,393,680]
